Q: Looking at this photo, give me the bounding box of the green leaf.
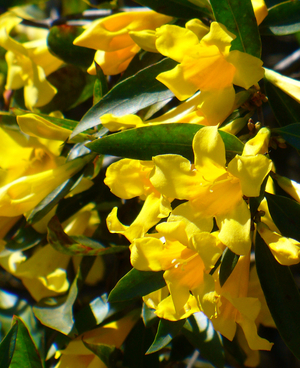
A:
[70,58,177,138]
[142,303,159,328]
[0,0,48,8]
[273,124,300,151]
[9,316,44,368]
[219,248,240,287]
[94,63,108,105]
[83,342,122,368]
[47,25,95,69]
[210,0,261,57]
[264,79,300,127]
[38,65,89,114]
[5,224,46,252]
[133,0,212,19]
[259,1,300,36]
[255,231,300,359]
[182,313,225,368]
[147,318,186,354]
[86,123,244,162]
[47,216,128,256]
[108,268,166,303]
[0,322,18,368]
[33,257,95,336]
[265,192,300,242]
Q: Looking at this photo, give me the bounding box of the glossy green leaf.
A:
[108,268,166,303]
[9,316,43,368]
[86,123,244,162]
[265,192,300,242]
[182,313,225,368]
[147,318,186,354]
[5,224,46,252]
[255,232,300,359]
[142,303,159,328]
[93,63,108,105]
[33,257,95,336]
[259,1,300,36]
[38,65,89,114]
[0,322,18,368]
[70,58,177,138]
[273,124,300,151]
[83,341,122,368]
[219,248,240,287]
[210,0,261,57]
[47,25,95,69]
[47,216,128,256]
[264,79,300,127]
[133,0,212,19]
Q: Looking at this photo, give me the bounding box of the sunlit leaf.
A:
[0,322,18,368]
[146,318,186,354]
[264,79,300,127]
[9,316,43,368]
[265,193,300,242]
[5,224,46,252]
[255,232,300,359]
[210,0,261,57]
[272,124,300,151]
[108,268,166,303]
[70,58,177,138]
[259,1,300,36]
[182,313,225,368]
[219,248,240,287]
[47,216,128,256]
[86,123,244,162]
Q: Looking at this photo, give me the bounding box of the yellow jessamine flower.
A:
[130,218,222,319]
[104,159,171,242]
[0,12,63,109]
[73,10,172,75]
[211,253,273,352]
[154,21,264,114]
[150,126,272,255]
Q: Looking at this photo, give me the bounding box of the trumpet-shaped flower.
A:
[74,10,172,75]
[0,13,63,109]
[211,253,273,351]
[150,126,272,255]
[0,154,92,217]
[130,217,222,319]
[155,21,264,106]
[104,159,171,242]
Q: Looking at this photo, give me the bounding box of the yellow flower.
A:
[155,21,264,106]
[150,126,272,255]
[130,218,222,319]
[73,10,172,75]
[104,159,171,242]
[0,12,63,109]
[55,310,140,368]
[211,253,273,351]
[0,154,92,217]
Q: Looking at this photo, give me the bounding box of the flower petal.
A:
[217,199,251,255]
[200,22,235,55]
[228,154,272,197]
[227,50,264,89]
